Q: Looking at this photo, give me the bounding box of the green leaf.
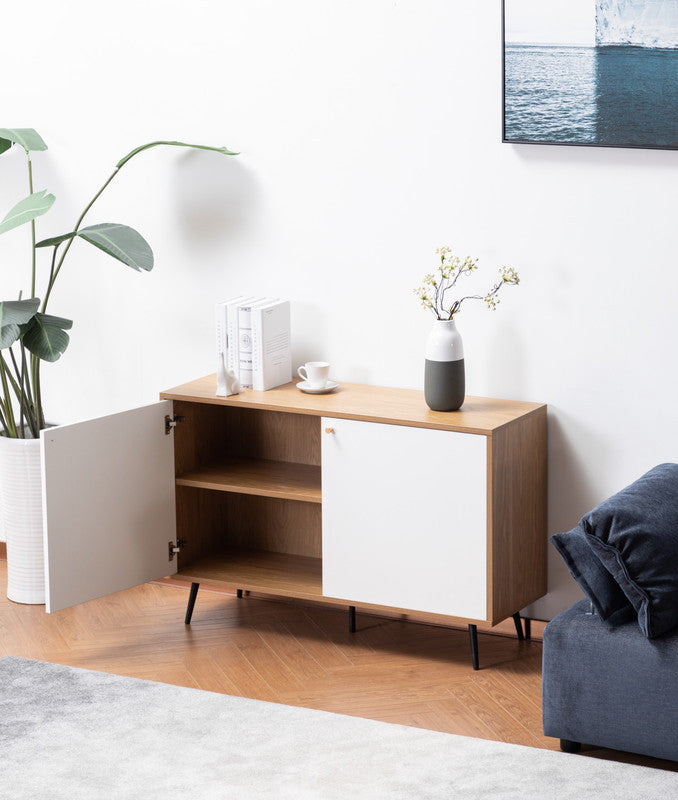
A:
[22,313,72,362]
[0,128,47,152]
[77,223,154,271]
[0,190,56,235]
[0,138,11,155]
[0,323,20,349]
[36,223,154,271]
[0,298,40,350]
[116,140,238,169]
[0,298,40,328]
[35,231,78,248]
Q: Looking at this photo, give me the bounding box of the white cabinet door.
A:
[41,401,177,613]
[321,417,487,620]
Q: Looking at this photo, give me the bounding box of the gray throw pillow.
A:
[550,525,632,623]
[580,463,678,639]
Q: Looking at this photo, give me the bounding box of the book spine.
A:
[251,307,264,391]
[238,305,255,389]
[226,304,240,376]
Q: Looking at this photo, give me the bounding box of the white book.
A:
[237,297,272,389]
[225,295,258,377]
[251,300,291,391]
[215,295,245,396]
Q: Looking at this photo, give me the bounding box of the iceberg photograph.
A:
[503,0,678,149]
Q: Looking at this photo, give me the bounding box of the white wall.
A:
[2,0,677,618]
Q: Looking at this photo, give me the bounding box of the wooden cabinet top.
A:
[160,374,545,436]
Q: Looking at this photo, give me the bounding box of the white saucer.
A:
[297,380,339,394]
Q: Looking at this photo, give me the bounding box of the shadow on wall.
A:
[524,410,609,620]
[171,150,260,244]
[291,302,375,386]
[480,319,526,399]
[547,410,605,532]
[291,302,330,375]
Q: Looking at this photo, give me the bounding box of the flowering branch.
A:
[415,247,519,320]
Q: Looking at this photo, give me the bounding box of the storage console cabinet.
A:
[41,375,547,669]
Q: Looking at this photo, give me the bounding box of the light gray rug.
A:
[1,656,676,800]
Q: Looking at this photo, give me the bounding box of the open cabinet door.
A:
[41,400,177,613]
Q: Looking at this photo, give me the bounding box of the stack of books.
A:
[215,296,291,395]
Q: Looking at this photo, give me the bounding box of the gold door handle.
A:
[324,427,334,434]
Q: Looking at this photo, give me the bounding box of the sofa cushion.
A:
[550,526,632,622]
[580,463,678,638]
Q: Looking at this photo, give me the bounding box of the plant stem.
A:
[0,404,9,437]
[27,153,37,297]
[2,350,23,403]
[12,347,25,435]
[7,347,38,437]
[0,356,18,438]
[41,166,120,314]
[36,163,121,432]
[13,345,38,438]
[31,354,44,430]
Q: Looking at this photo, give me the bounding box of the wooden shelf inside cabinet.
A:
[175,458,322,504]
[176,548,323,601]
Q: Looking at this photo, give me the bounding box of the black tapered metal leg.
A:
[524,617,531,640]
[560,739,581,754]
[237,589,243,599]
[468,624,479,670]
[185,582,199,624]
[349,606,356,633]
[512,612,525,641]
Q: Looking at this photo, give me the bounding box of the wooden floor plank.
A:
[255,623,330,683]
[279,619,354,670]
[207,641,281,703]
[182,652,242,696]
[418,695,499,740]
[445,682,543,748]
[470,669,545,741]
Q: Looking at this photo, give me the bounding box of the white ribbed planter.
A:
[0,434,45,604]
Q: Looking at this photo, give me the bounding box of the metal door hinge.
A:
[168,539,188,561]
[165,414,184,435]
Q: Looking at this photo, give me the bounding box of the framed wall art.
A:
[502,0,678,150]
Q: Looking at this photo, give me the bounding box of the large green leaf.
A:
[0,298,40,350]
[0,190,56,235]
[36,223,154,271]
[77,223,154,271]
[0,138,11,155]
[116,140,237,169]
[0,128,47,152]
[22,313,72,362]
[0,298,40,328]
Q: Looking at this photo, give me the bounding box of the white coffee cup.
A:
[298,361,330,389]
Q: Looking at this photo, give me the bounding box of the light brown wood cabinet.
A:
[43,375,547,634]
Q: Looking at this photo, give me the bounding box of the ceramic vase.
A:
[424,319,465,412]
[0,434,45,604]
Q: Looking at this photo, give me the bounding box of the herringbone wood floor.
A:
[1,559,675,772]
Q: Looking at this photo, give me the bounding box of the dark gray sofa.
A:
[543,599,678,761]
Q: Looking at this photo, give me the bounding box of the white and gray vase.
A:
[424,319,465,411]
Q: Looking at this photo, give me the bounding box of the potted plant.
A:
[0,128,236,603]
[415,246,519,412]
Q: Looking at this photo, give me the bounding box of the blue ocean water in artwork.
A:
[504,44,678,148]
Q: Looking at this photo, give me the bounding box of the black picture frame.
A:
[502,0,678,151]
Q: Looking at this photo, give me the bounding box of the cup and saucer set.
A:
[296,361,339,394]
